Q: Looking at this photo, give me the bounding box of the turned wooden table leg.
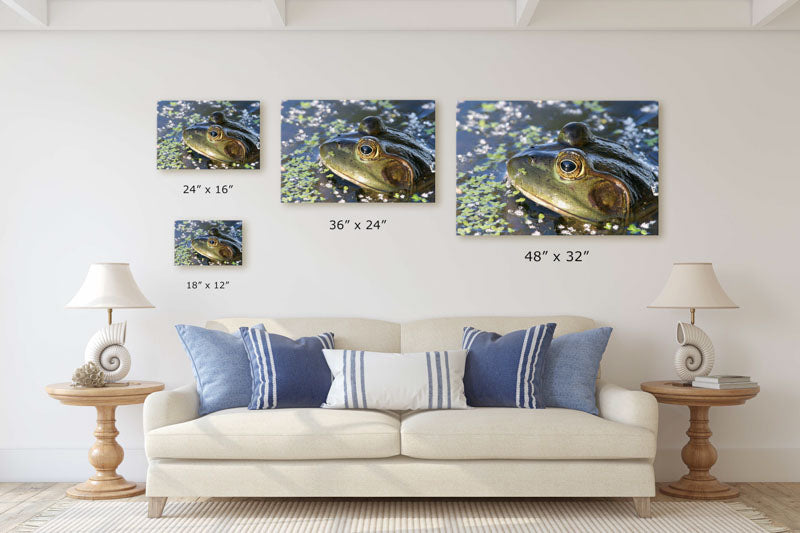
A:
[660,405,739,500]
[66,405,145,500]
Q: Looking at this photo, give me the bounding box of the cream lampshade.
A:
[648,263,738,383]
[67,263,154,383]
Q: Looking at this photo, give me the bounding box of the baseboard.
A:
[654,448,800,482]
[2,447,799,483]
[0,448,148,482]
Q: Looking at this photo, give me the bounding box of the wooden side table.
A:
[45,381,165,500]
[641,380,759,500]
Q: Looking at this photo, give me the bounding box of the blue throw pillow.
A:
[175,324,263,416]
[240,327,334,409]
[462,324,556,408]
[542,327,613,415]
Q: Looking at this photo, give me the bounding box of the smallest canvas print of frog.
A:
[157,100,260,170]
[456,100,659,236]
[174,220,243,266]
[281,100,436,203]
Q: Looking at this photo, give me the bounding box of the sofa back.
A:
[207,317,401,352]
[207,315,595,353]
[401,316,595,352]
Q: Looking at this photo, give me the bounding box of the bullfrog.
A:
[191,228,242,265]
[507,122,657,226]
[319,116,434,195]
[183,111,260,166]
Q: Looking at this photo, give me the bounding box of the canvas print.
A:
[157,100,260,169]
[281,100,435,203]
[174,220,243,266]
[456,100,659,236]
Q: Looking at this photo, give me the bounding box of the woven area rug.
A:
[13,499,788,533]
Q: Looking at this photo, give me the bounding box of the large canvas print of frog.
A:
[281,100,435,203]
[157,100,260,170]
[456,100,659,236]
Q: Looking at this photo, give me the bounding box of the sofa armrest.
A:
[596,380,658,435]
[143,383,200,433]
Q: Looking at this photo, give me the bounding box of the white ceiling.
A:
[1,0,799,30]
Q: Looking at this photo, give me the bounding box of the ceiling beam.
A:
[515,0,540,26]
[1,0,47,26]
[266,0,286,26]
[752,0,799,25]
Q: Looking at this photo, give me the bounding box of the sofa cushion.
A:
[400,408,655,460]
[146,408,400,460]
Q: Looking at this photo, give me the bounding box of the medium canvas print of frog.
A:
[157,100,260,170]
[174,220,243,266]
[456,100,659,236]
[281,100,435,203]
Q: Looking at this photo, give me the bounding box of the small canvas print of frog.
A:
[457,100,659,236]
[281,100,435,203]
[174,220,243,266]
[157,101,260,170]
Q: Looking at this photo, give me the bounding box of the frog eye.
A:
[207,237,219,247]
[555,150,586,180]
[560,160,577,173]
[356,138,380,160]
[207,126,224,142]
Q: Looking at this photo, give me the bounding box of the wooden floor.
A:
[1,482,798,532]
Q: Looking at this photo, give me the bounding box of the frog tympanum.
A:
[319,116,434,195]
[183,111,260,166]
[191,228,242,265]
[507,122,657,225]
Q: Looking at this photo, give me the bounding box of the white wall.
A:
[1,30,798,483]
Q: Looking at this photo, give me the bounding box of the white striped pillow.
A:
[321,349,469,410]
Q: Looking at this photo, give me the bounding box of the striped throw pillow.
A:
[239,327,334,409]
[321,350,468,410]
[462,324,556,408]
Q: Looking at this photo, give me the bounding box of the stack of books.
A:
[692,375,758,389]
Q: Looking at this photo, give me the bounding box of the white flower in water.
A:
[514,209,524,216]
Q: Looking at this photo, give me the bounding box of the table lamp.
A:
[648,262,738,383]
[66,263,154,383]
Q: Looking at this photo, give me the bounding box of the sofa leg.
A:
[633,497,651,518]
[148,497,167,518]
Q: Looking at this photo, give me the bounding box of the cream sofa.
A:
[144,316,658,518]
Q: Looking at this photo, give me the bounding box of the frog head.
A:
[507,122,656,224]
[183,111,260,165]
[190,228,242,264]
[319,116,433,194]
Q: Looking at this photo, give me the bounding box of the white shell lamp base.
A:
[673,321,715,382]
[84,321,131,383]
